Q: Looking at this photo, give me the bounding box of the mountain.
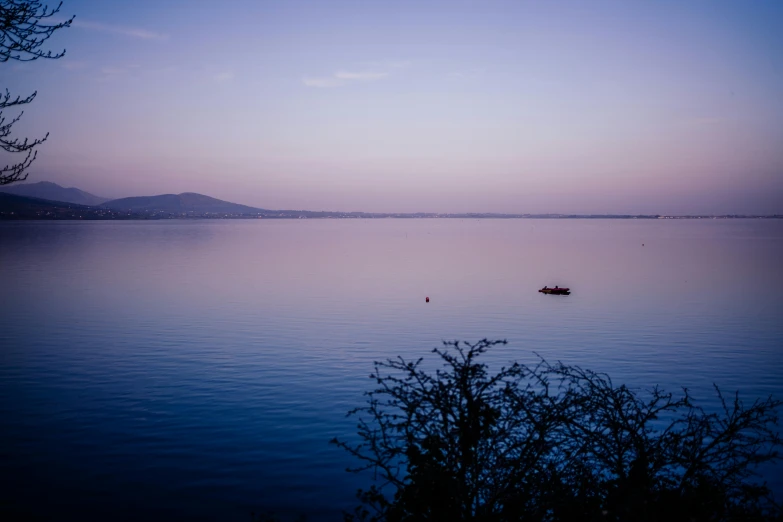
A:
[0,181,109,206]
[101,192,265,214]
[0,192,135,219]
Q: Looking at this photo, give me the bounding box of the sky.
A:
[4,0,783,214]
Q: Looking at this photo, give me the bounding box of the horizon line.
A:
[2,181,782,218]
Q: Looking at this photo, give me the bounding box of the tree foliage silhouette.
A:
[1,0,72,185]
[333,339,782,521]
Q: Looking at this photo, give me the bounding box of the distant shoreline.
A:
[3,212,782,221]
[1,187,780,221]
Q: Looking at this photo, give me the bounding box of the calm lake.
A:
[1,219,782,521]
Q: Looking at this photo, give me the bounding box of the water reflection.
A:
[0,219,781,520]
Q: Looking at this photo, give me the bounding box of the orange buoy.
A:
[425,297,430,303]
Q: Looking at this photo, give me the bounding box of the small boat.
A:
[539,286,570,295]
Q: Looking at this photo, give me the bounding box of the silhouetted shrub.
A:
[332,339,782,521]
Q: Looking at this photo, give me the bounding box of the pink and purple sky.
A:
[5,0,783,214]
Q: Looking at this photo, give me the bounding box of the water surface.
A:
[1,219,781,520]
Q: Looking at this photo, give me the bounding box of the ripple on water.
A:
[1,219,781,521]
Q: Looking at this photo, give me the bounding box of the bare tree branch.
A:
[0,1,72,184]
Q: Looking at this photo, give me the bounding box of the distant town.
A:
[1,182,781,220]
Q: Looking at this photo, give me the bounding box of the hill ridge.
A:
[101,192,266,214]
[0,181,109,206]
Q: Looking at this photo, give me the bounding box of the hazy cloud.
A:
[74,20,169,40]
[214,71,235,83]
[61,60,88,71]
[362,60,411,69]
[334,70,388,81]
[303,61,408,88]
[303,76,345,88]
[96,64,140,81]
[449,67,485,80]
